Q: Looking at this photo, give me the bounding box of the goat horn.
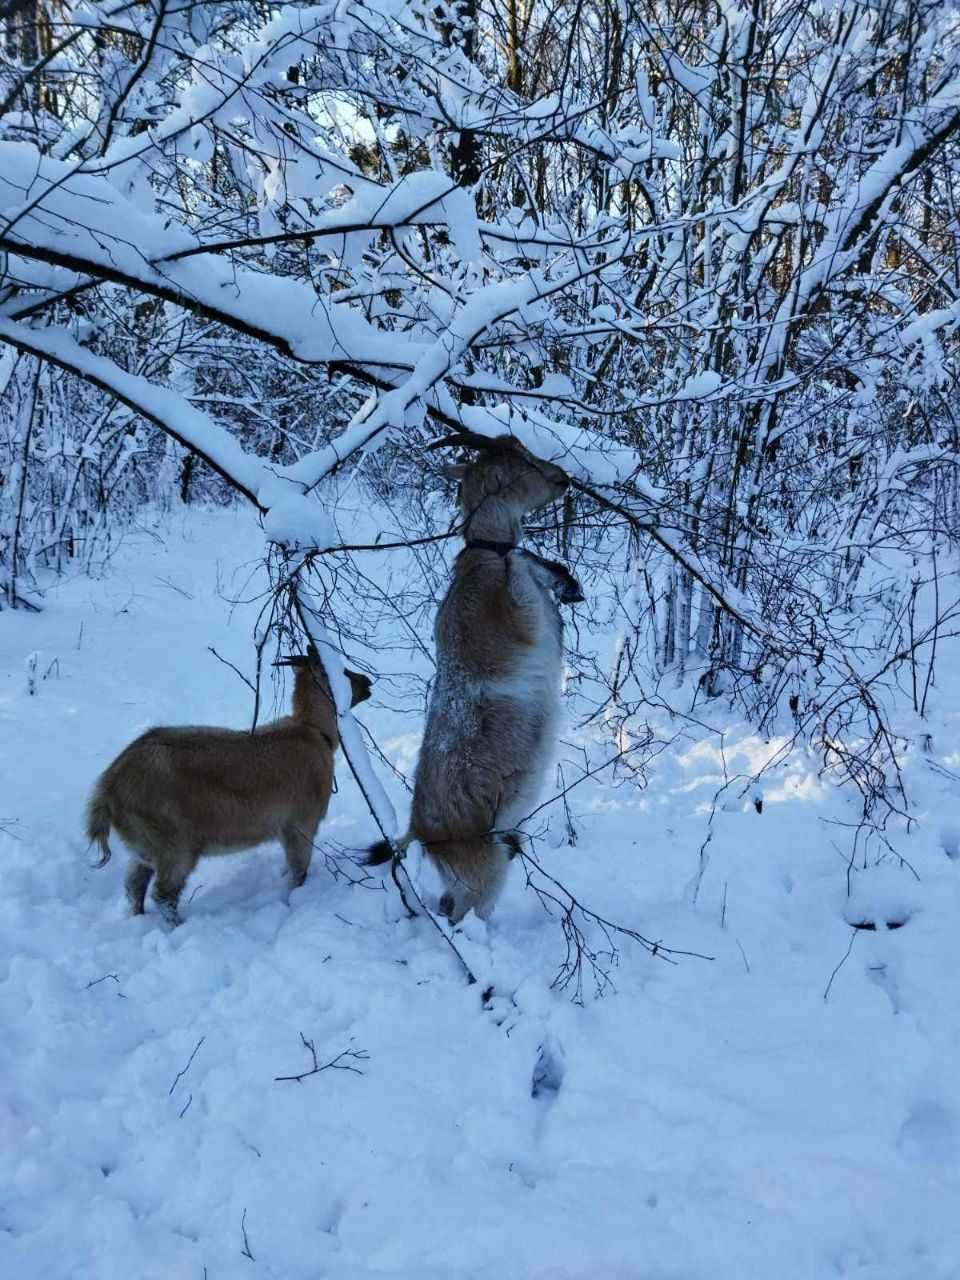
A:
[425,434,473,451]
[430,427,527,453]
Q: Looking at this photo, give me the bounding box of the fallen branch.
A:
[823,929,860,1002]
[240,1208,255,1262]
[274,1032,370,1083]
[84,972,120,990]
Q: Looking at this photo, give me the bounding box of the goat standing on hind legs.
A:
[368,434,583,923]
[85,651,372,925]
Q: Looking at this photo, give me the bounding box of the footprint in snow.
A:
[531,1035,565,1100]
[866,961,903,1015]
[940,823,960,861]
[897,1100,957,1164]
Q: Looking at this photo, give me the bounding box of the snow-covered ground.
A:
[4,506,960,1279]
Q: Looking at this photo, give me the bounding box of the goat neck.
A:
[463,496,521,547]
[290,666,338,748]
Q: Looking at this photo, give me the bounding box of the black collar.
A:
[465,538,516,556]
[462,541,583,603]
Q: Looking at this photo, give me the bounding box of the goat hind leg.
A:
[435,837,510,924]
[125,859,154,915]
[282,821,318,889]
[469,838,511,921]
[151,856,196,927]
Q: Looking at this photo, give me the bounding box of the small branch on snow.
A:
[240,1208,255,1262]
[169,1036,205,1096]
[274,1032,370,1083]
[84,972,120,990]
[823,929,859,1002]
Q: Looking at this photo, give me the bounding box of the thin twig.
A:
[274,1031,370,1083]
[392,857,479,986]
[169,1037,205,1096]
[156,575,194,599]
[240,1208,255,1261]
[84,973,120,990]
[518,842,712,1000]
[823,929,859,1002]
[207,646,256,695]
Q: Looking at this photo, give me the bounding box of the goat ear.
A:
[440,462,467,481]
[345,669,373,705]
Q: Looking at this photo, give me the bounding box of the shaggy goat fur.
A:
[369,438,580,922]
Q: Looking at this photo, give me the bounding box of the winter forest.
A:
[3,0,960,1275]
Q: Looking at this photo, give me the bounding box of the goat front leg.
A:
[282,820,318,889]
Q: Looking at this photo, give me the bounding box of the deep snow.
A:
[3,507,960,1279]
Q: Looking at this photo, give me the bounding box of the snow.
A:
[0,143,655,509]
[678,369,724,399]
[260,492,337,550]
[0,142,430,374]
[900,304,960,350]
[664,51,717,97]
[0,318,272,509]
[4,506,960,1278]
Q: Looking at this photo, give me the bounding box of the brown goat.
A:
[369,436,581,922]
[86,654,372,925]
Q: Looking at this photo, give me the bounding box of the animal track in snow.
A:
[867,962,902,1015]
[531,1035,565,1100]
[897,1100,957,1164]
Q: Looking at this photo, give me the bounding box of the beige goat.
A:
[86,653,372,925]
[369,435,581,922]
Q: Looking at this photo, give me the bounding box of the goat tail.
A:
[365,838,394,866]
[85,777,114,867]
[365,831,412,867]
